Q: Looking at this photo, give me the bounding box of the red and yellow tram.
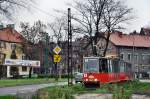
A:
[83,57,133,87]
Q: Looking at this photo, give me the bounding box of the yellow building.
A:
[0,27,32,78]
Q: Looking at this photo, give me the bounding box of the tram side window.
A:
[126,63,132,72]
[120,61,124,72]
[124,62,127,72]
[100,59,108,73]
[108,60,113,73]
[112,60,119,73]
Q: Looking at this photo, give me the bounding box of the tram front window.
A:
[84,58,99,73]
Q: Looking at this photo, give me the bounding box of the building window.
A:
[0,41,6,48]
[127,53,131,61]
[147,55,150,64]
[0,41,1,48]
[0,53,5,59]
[22,54,26,60]
[142,66,145,70]
[120,53,124,60]
[134,54,138,62]
[22,67,27,72]
[142,54,150,65]
[11,43,16,49]
[142,55,145,61]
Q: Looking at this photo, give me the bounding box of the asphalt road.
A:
[0,82,67,96]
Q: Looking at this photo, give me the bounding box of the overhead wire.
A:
[30,3,57,18]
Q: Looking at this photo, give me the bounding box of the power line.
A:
[30,3,57,18]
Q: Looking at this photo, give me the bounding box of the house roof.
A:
[110,33,150,48]
[0,28,24,43]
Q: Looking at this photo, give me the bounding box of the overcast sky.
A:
[11,0,150,33]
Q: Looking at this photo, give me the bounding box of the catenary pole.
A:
[68,8,73,85]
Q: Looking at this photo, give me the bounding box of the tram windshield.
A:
[83,58,99,73]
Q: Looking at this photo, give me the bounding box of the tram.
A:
[82,56,133,87]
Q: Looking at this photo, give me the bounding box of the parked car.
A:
[74,72,83,83]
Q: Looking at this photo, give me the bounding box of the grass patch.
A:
[37,81,150,99]
[0,95,20,99]
[38,84,86,99]
[0,78,67,87]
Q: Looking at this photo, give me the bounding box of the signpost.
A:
[54,55,61,62]
[53,45,61,81]
[53,45,61,55]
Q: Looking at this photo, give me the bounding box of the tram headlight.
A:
[94,79,98,81]
[85,79,88,81]
[84,74,87,77]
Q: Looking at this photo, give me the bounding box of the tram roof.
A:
[83,56,118,59]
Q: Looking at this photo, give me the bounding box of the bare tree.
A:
[102,0,133,56]
[20,20,47,78]
[20,20,47,43]
[68,0,133,56]
[48,17,67,43]
[0,0,34,20]
[68,0,108,55]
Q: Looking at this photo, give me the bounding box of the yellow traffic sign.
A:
[54,55,61,62]
[53,45,61,54]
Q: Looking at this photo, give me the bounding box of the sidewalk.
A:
[139,79,150,83]
[74,93,150,99]
[0,82,67,96]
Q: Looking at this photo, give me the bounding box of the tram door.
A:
[112,60,119,82]
[107,59,113,82]
[99,59,110,83]
[99,59,108,73]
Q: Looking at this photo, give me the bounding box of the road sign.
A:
[53,45,61,54]
[4,59,40,67]
[54,55,61,62]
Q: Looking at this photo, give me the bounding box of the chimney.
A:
[117,31,123,37]
[140,28,145,35]
[0,24,4,30]
[6,24,15,29]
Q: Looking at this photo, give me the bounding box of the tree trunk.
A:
[103,31,111,57]
[89,36,95,56]
[29,67,32,78]
[93,32,98,56]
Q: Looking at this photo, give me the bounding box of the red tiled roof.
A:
[110,33,150,48]
[0,28,24,43]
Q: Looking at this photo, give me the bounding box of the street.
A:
[0,82,67,96]
[0,80,149,96]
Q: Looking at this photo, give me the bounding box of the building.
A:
[140,27,150,36]
[0,27,32,78]
[97,32,150,78]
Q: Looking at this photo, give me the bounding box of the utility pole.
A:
[132,34,136,79]
[68,8,73,85]
[44,33,49,74]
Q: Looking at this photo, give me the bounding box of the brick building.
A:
[97,32,150,78]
